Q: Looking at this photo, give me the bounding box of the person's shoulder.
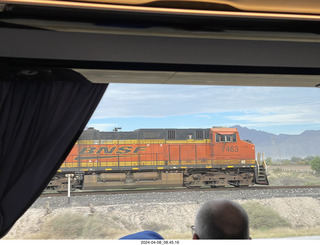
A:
[119,230,164,240]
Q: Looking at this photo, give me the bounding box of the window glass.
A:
[15,83,320,241]
[233,133,237,142]
[220,135,225,142]
[226,135,231,142]
[215,133,220,142]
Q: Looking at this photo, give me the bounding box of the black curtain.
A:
[0,68,108,238]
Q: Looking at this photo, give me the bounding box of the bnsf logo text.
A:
[79,146,147,154]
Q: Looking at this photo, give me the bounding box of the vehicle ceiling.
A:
[60,0,320,15]
[1,0,320,87]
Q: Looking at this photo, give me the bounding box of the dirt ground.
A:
[5,196,320,239]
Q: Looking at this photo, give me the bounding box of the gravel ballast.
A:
[32,187,320,208]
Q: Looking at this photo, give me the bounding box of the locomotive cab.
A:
[181,127,263,188]
[207,128,268,187]
[211,128,256,165]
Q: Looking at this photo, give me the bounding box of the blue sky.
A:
[87,83,320,135]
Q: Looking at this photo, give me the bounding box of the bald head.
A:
[194,199,249,239]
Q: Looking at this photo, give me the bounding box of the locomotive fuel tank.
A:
[82,172,183,190]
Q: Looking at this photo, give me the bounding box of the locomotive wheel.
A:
[185,183,201,189]
[210,185,220,188]
[229,181,249,188]
[229,181,240,187]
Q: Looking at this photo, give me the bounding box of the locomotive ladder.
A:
[255,153,269,185]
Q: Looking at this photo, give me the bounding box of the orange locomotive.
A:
[48,127,269,191]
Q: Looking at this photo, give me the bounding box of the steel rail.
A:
[40,185,320,197]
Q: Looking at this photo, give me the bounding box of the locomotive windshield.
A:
[215,133,237,143]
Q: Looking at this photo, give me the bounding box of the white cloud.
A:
[92,84,254,118]
[90,84,320,130]
[194,114,212,119]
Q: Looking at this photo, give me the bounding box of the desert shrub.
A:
[271,168,283,173]
[268,171,320,186]
[269,176,306,186]
[42,213,85,239]
[30,212,129,239]
[141,222,170,232]
[242,202,290,230]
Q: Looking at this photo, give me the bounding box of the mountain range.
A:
[234,125,320,159]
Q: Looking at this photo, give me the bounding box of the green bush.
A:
[310,156,320,174]
[242,202,290,230]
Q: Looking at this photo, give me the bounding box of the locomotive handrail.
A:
[262,159,268,173]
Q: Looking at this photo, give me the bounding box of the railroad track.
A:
[41,185,320,197]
